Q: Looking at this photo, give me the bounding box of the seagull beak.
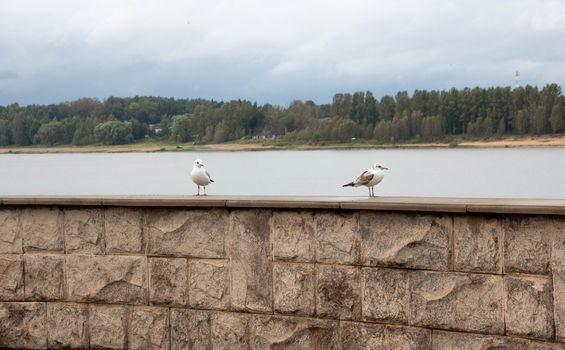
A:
[383,167,389,170]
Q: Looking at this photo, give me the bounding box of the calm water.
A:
[1,148,564,198]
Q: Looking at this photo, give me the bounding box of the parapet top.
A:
[1,195,565,215]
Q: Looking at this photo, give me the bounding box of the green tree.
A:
[93,121,133,145]
[33,121,67,145]
[550,99,564,133]
[170,115,192,143]
[0,119,10,146]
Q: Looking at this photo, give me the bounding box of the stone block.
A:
[147,208,227,258]
[526,341,565,350]
[551,218,565,272]
[410,271,504,334]
[272,211,315,262]
[21,208,63,252]
[454,215,502,273]
[0,209,22,253]
[505,275,554,340]
[504,216,551,274]
[229,209,272,313]
[170,308,210,350]
[340,322,384,350]
[47,303,88,349]
[129,306,170,350]
[0,254,24,300]
[66,255,147,304]
[360,212,451,271]
[554,270,565,342]
[315,212,360,264]
[316,264,361,320]
[210,312,250,350]
[432,330,529,349]
[362,267,409,324]
[189,259,230,310]
[251,314,339,350]
[89,304,127,349]
[273,262,315,316]
[149,257,188,306]
[0,302,47,349]
[63,208,104,254]
[24,254,64,300]
[386,326,432,350]
[105,207,145,254]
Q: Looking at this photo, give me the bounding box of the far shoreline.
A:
[2,135,565,154]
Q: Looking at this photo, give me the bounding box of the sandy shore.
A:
[1,135,565,154]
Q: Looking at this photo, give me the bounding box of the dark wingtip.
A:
[210,179,215,183]
[342,182,354,187]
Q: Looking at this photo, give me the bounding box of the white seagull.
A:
[191,159,214,196]
[343,163,389,197]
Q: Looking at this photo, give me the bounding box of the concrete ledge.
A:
[1,195,565,215]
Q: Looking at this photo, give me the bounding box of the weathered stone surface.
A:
[386,326,431,350]
[505,275,554,340]
[89,304,127,349]
[105,207,145,254]
[273,263,315,316]
[47,303,88,349]
[149,257,188,306]
[171,308,210,350]
[210,312,250,350]
[148,208,227,258]
[24,254,64,300]
[552,219,565,342]
[410,271,504,334]
[454,215,502,273]
[21,208,63,252]
[360,212,451,270]
[189,259,230,309]
[229,209,272,313]
[526,342,565,350]
[66,255,147,304]
[315,212,359,264]
[432,330,529,350]
[503,216,551,274]
[554,270,565,342]
[129,306,170,350]
[316,264,361,320]
[362,267,409,324]
[251,314,339,350]
[340,322,384,350]
[0,254,24,300]
[272,211,315,262]
[0,209,22,253]
[0,302,47,349]
[63,208,104,254]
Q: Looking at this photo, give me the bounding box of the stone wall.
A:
[1,200,565,349]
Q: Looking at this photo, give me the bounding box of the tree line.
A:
[0,84,564,147]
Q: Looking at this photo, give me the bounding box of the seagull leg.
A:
[196,186,200,196]
[203,186,207,196]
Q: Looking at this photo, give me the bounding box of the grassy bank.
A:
[1,135,565,154]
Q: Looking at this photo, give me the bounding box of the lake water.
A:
[1,148,564,198]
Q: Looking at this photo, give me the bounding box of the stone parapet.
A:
[0,197,565,349]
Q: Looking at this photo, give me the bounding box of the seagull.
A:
[343,163,389,197]
[191,159,214,196]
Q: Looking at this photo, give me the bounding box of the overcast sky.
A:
[1,0,564,106]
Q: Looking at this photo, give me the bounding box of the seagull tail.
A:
[210,179,214,183]
[342,182,355,187]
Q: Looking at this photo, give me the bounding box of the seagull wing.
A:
[205,170,214,182]
[354,170,374,186]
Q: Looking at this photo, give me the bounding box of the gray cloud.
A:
[1,0,564,105]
